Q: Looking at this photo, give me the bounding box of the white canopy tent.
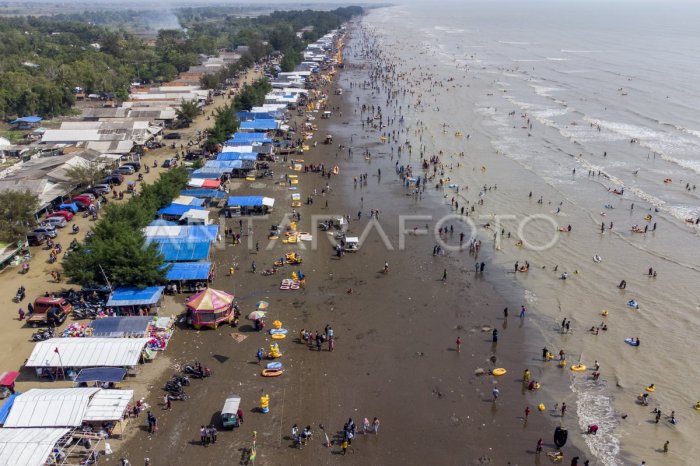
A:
[82,390,134,421]
[3,388,99,428]
[26,338,149,368]
[0,428,69,466]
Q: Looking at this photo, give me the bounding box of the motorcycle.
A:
[261,268,277,276]
[167,391,188,401]
[183,364,211,379]
[170,375,190,386]
[22,263,29,274]
[32,328,55,341]
[14,287,25,303]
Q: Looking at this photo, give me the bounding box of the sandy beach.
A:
[100,22,590,465]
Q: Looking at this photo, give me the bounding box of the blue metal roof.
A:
[106,286,165,307]
[240,119,278,131]
[226,196,264,207]
[205,160,244,169]
[156,203,206,217]
[191,168,227,178]
[165,261,212,280]
[145,225,218,241]
[75,367,127,383]
[225,132,272,145]
[11,116,42,124]
[149,219,178,227]
[0,394,20,424]
[180,189,227,200]
[89,316,152,338]
[216,153,257,161]
[236,111,280,120]
[150,240,211,261]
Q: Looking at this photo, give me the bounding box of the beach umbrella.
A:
[256,301,269,310]
[248,310,266,321]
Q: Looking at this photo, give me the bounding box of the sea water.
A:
[362,2,700,464]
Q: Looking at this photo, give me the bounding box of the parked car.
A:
[122,161,141,172]
[42,217,67,229]
[163,132,181,140]
[114,165,135,175]
[78,192,96,200]
[71,196,93,209]
[33,226,57,238]
[162,158,174,168]
[48,210,74,221]
[101,174,124,186]
[92,184,112,194]
[27,232,47,246]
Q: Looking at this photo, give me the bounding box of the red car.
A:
[71,196,93,209]
[48,210,74,221]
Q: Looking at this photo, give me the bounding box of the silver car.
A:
[43,217,68,228]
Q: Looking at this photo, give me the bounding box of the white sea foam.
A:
[572,377,621,466]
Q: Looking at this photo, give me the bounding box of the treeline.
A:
[63,168,189,287]
[0,6,362,119]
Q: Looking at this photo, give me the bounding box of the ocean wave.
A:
[571,377,621,466]
[499,41,531,45]
[511,58,545,62]
[561,49,604,53]
[546,57,569,61]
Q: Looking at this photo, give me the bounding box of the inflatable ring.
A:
[571,364,587,372]
[492,368,507,376]
[646,386,656,393]
[601,310,609,316]
[271,333,286,340]
[261,368,284,377]
[694,403,700,411]
[538,403,546,412]
[270,328,288,335]
[533,382,541,390]
[266,362,283,370]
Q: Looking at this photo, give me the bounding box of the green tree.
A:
[62,160,110,187]
[176,100,199,125]
[0,190,39,242]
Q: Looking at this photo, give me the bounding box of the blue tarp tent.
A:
[240,119,279,131]
[89,316,152,337]
[0,393,20,424]
[224,132,272,146]
[172,196,205,207]
[156,204,205,217]
[165,262,212,281]
[144,225,218,241]
[227,196,264,207]
[147,239,211,261]
[11,116,42,124]
[180,189,227,200]
[106,286,165,307]
[75,367,127,384]
[204,160,243,169]
[59,202,79,213]
[216,153,257,161]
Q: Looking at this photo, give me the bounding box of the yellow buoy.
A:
[492,368,507,376]
[538,403,546,411]
[601,310,609,316]
[571,364,587,372]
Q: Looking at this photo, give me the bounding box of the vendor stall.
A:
[165,261,213,292]
[105,286,164,315]
[186,288,235,329]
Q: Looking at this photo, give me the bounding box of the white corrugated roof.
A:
[0,428,69,466]
[26,338,149,368]
[4,388,99,427]
[83,390,133,421]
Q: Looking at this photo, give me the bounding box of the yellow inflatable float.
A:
[571,364,587,372]
[646,385,656,393]
[694,402,700,411]
[492,368,507,376]
[538,403,546,412]
[601,310,609,317]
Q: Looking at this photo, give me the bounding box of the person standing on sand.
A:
[536,438,544,454]
[492,386,500,401]
[542,347,549,360]
[480,261,485,272]
[503,307,508,318]
[442,268,447,281]
[456,336,462,352]
[520,305,526,318]
[561,402,567,417]
[372,417,380,434]
[524,406,531,419]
